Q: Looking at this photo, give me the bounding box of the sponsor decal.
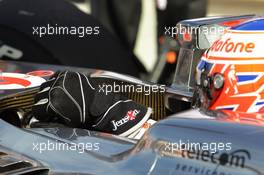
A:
[179,148,250,168]
[210,38,255,53]
[27,70,54,77]
[0,43,23,60]
[112,109,140,131]
[161,141,250,168]
[0,72,46,90]
[163,145,252,175]
[202,31,264,62]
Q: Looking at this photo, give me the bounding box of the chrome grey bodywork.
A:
[1,109,264,174]
[1,14,263,174]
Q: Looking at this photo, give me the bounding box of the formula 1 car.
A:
[1,15,264,175]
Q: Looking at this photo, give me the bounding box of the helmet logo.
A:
[225,65,239,95]
[210,38,255,53]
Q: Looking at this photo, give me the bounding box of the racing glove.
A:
[32,71,152,137]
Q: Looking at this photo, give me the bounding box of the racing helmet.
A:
[195,18,264,113]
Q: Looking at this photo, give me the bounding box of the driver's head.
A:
[195,18,264,113]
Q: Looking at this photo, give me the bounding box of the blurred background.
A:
[0,0,262,83]
[70,0,264,73]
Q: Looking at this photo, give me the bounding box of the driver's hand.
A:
[32,71,152,137]
[32,71,95,127]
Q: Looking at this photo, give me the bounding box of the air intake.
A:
[0,148,49,175]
